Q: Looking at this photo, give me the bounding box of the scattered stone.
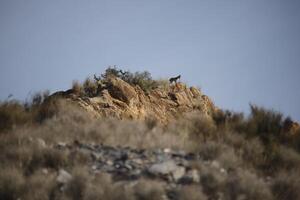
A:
[92,165,98,170]
[132,158,143,165]
[164,148,171,153]
[148,160,185,182]
[56,142,67,149]
[178,169,200,184]
[220,168,226,174]
[211,160,220,169]
[36,138,46,148]
[172,166,185,181]
[56,169,72,184]
[149,160,178,175]
[42,168,48,175]
[54,142,231,187]
[91,152,102,160]
[106,160,114,166]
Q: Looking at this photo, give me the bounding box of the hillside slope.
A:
[1,68,300,200]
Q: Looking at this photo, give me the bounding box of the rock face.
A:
[53,77,217,124]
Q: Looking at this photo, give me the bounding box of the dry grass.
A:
[1,74,300,199]
[223,169,273,200]
[271,171,300,200]
[0,101,32,133]
[72,80,84,95]
[83,78,98,97]
[176,185,207,200]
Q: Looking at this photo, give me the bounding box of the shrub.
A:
[29,91,50,107]
[169,112,217,144]
[272,171,300,200]
[65,168,89,200]
[247,104,284,144]
[35,98,63,123]
[24,146,67,174]
[200,166,225,198]
[176,185,207,200]
[100,66,161,92]
[0,101,31,133]
[23,171,56,200]
[263,146,300,173]
[133,179,166,200]
[224,169,273,200]
[198,141,224,160]
[101,66,122,79]
[0,168,25,200]
[188,114,217,142]
[83,78,98,97]
[72,80,84,96]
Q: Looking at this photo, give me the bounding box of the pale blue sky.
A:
[1,0,300,120]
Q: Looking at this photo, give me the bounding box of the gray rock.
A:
[220,168,226,174]
[91,152,102,160]
[163,148,172,153]
[56,142,67,149]
[106,160,114,166]
[42,168,48,175]
[172,166,185,181]
[132,158,143,165]
[181,169,200,183]
[36,138,46,148]
[148,160,185,181]
[211,160,220,169]
[56,169,72,184]
[149,160,178,175]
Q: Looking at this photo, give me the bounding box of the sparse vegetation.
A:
[72,66,168,96]
[0,68,299,199]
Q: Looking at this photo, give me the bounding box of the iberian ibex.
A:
[169,75,181,84]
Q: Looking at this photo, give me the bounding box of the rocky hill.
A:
[50,76,217,124]
[1,68,300,200]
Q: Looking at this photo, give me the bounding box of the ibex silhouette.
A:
[169,75,181,84]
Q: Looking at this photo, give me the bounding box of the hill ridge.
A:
[49,76,217,124]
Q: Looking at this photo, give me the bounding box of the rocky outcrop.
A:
[55,141,217,186]
[51,77,217,124]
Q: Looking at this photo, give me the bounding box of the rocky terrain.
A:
[1,68,300,200]
[57,141,201,185]
[50,76,217,124]
[46,139,271,200]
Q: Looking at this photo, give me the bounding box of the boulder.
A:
[106,77,138,105]
[56,169,72,184]
[148,160,185,181]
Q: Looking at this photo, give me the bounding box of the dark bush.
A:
[272,171,300,200]
[0,168,25,200]
[34,98,62,123]
[83,78,98,97]
[100,66,160,92]
[247,104,284,145]
[0,101,31,133]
